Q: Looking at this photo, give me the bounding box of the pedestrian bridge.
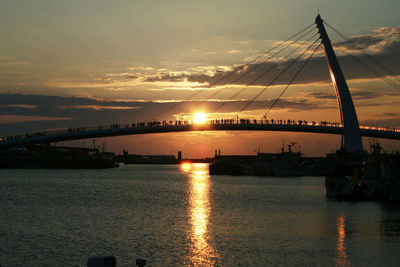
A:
[1,120,399,148]
[1,15,399,150]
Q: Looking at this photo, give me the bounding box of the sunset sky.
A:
[1,0,399,157]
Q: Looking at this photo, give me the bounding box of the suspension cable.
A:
[153,22,316,119]
[217,27,317,88]
[262,43,322,119]
[212,32,318,113]
[237,37,321,114]
[324,21,400,84]
[247,32,318,87]
[214,22,317,86]
[333,42,400,92]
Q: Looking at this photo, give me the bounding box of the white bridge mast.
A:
[316,15,363,153]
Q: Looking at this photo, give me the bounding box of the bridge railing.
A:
[1,118,399,142]
[359,125,400,132]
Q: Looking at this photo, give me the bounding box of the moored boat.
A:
[325,142,400,201]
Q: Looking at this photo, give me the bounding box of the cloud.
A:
[337,26,400,53]
[235,40,251,45]
[0,115,71,124]
[0,56,31,66]
[228,49,243,54]
[381,112,398,117]
[134,25,400,92]
[128,66,154,71]
[349,89,386,100]
[143,49,399,90]
[306,89,385,102]
[0,26,398,135]
[0,93,328,130]
[2,104,39,109]
[307,92,336,100]
[0,91,398,140]
[338,35,385,52]
[59,105,141,111]
[144,74,186,83]
[39,25,400,97]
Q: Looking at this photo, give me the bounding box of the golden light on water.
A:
[335,215,350,266]
[193,112,207,124]
[185,163,219,265]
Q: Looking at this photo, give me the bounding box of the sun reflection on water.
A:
[336,215,350,266]
[184,163,219,265]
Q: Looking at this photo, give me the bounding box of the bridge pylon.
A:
[316,15,363,153]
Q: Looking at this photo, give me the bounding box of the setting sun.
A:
[193,112,207,124]
[180,161,192,172]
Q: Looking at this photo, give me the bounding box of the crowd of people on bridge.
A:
[2,118,399,142]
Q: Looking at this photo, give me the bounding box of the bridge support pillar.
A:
[316,15,363,153]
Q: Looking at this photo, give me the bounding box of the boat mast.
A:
[315,15,363,153]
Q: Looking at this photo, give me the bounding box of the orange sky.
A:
[0,1,399,156]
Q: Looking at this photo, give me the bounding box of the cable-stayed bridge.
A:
[1,15,399,151]
[1,120,399,149]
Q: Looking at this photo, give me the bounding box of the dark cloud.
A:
[308,92,336,100]
[338,35,385,50]
[125,75,138,80]
[306,91,378,102]
[339,26,400,53]
[1,92,398,137]
[381,112,398,117]
[0,93,331,135]
[142,52,400,88]
[0,94,153,134]
[141,26,400,89]
[293,88,393,104]
[144,73,186,82]
[170,98,325,114]
[350,90,383,100]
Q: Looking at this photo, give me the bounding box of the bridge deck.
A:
[1,122,399,148]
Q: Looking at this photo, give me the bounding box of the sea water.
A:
[1,164,400,266]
